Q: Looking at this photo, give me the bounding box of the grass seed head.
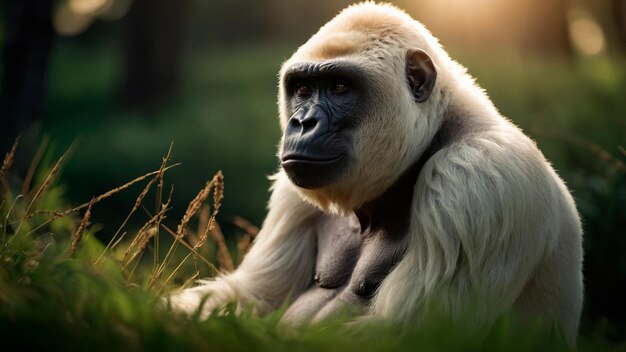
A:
[70,198,94,255]
[0,137,19,180]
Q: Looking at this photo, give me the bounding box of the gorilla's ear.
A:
[406,49,437,103]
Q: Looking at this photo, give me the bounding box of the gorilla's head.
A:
[277,3,446,213]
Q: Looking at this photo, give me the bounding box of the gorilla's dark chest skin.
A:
[281,121,453,325]
[281,159,425,324]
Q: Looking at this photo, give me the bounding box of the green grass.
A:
[0,151,616,351]
[2,40,624,349]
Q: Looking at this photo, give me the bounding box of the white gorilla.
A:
[170,2,583,344]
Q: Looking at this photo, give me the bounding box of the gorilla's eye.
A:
[331,81,350,94]
[295,83,313,98]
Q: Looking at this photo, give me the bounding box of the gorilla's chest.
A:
[280,148,431,325]
[281,213,408,324]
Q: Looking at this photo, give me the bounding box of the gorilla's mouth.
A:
[281,153,347,189]
[281,153,344,165]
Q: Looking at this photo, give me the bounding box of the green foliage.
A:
[0,142,622,350]
[3,41,623,349]
[0,207,583,351]
[44,42,288,227]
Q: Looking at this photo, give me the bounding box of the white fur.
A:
[169,2,583,344]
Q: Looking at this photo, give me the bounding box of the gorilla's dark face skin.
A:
[280,62,365,189]
[280,52,436,190]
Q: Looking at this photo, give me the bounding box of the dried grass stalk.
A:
[194,171,224,250]
[191,205,210,246]
[533,127,626,174]
[22,136,48,195]
[133,177,158,212]
[93,159,176,266]
[31,164,179,220]
[154,184,174,229]
[124,220,155,260]
[76,164,177,214]
[153,171,223,280]
[153,145,172,240]
[232,216,258,261]
[176,171,222,240]
[147,144,172,215]
[232,216,259,236]
[124,227,157,265]
[237,233,252,261]
[123,192,172,261]
[208,171,224,230]
[176,192,207,239]
[155,222,219,277]
[108,169,161,252]
[14,147,73,236]
[0,137,19,180]
[31,148,71,208]
[209,222,234,272]
[589,145,626,174]
[69,198,94,255]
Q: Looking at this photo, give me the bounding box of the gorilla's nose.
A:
[287,104,329,136]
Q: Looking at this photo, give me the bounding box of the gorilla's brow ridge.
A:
[283,61,366,83]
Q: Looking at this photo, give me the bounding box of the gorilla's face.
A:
[279,52,436,193]
[279,61,366,189]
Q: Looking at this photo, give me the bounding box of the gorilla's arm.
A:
[168,172,320,316]
[372,134,563,325]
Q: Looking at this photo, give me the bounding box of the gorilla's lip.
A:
[281,153,344,165]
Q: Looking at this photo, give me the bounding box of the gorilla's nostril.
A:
[288,117,302,128]
[301,116,318,132]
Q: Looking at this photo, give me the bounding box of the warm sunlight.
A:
[69,0,111,16]
[2,0,625,350]
[569,9,607,56]
[54,0,132,35]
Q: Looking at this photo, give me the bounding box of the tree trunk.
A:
[120,0,190,109]
[1,0,54,150]
[517,0,573,56]
[615,0,626,49]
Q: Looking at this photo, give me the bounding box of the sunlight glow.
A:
[54,3,94,36]
[69,0,112,16]
[568,10,606,56]
[99,0,132,21]
[54,0,132,36]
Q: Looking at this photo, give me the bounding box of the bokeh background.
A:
[1,0,625,341]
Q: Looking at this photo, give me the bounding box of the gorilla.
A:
[170,2,583,343]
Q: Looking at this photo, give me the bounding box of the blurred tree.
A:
[614,0,626,49]
[0,0,54,150]
[404,0,572,56]
[520,0,572,55]
[120,0,189,109]
[582,0,624,54]
[263,0,353,42]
